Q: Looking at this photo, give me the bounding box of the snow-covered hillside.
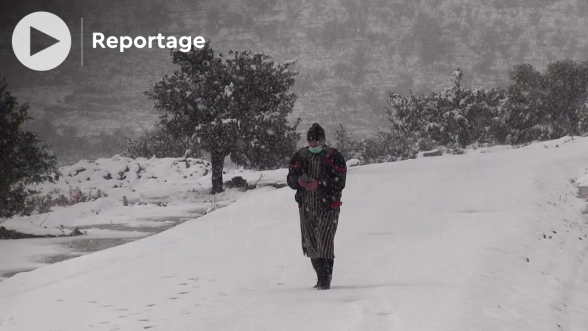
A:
[0,155,290,280]
[1,137,588,330]
[1,155,287,236]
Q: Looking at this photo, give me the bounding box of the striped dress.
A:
[299,152,340,259]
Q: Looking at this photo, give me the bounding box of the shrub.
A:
[0,78,58,219]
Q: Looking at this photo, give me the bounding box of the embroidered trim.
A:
[325,148,347,173]
[331,201,342,208]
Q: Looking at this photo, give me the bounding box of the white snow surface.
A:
[2,137,588,330]
[346,158,360,167]
[1,155,286,236]
[0,155,287,281]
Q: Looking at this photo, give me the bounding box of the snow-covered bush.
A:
[21,186,109,216]
[334,124,419,165]
[385,62,588,155]
[388,69,508,150]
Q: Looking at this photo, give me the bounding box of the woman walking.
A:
[287,123,347,290]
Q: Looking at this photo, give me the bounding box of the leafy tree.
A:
[504,61,588,143]
[145,42,300,193]
[0,78,58,219]
[387,61,588,152]
[543,60,588,137]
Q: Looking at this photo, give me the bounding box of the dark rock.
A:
[70,228,84,236]
[423,149,442,157]
[225,176,248,189]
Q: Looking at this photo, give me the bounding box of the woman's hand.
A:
[305,179,318,191]
[298,177,308,188]
[298,177,318,191]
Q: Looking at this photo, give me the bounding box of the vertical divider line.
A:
[81,17,83,66]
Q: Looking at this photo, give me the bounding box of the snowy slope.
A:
[0,154,290,281]
[1,137,588,330]
[1,155,288,236]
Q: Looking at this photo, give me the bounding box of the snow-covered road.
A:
[1,137,588,330]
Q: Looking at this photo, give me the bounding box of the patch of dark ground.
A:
[0,226,83,239]
[1,268,36,279]
[1,226,56,239]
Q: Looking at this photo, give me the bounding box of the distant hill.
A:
[2,0,587,163]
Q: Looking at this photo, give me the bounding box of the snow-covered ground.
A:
[1,155,288,236]
[0,155,288,280]
[1,137,588,330]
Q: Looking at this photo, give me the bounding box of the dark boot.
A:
[316,259,331,290]
[310,258,321,288]
[326,258,334,284]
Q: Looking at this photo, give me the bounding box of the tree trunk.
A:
[211,150,225,194]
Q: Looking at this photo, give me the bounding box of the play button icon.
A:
[12,12,71,71]
[30,26,61,57]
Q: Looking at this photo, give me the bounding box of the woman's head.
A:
[307,123,326,146]
[307,123,326,153]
